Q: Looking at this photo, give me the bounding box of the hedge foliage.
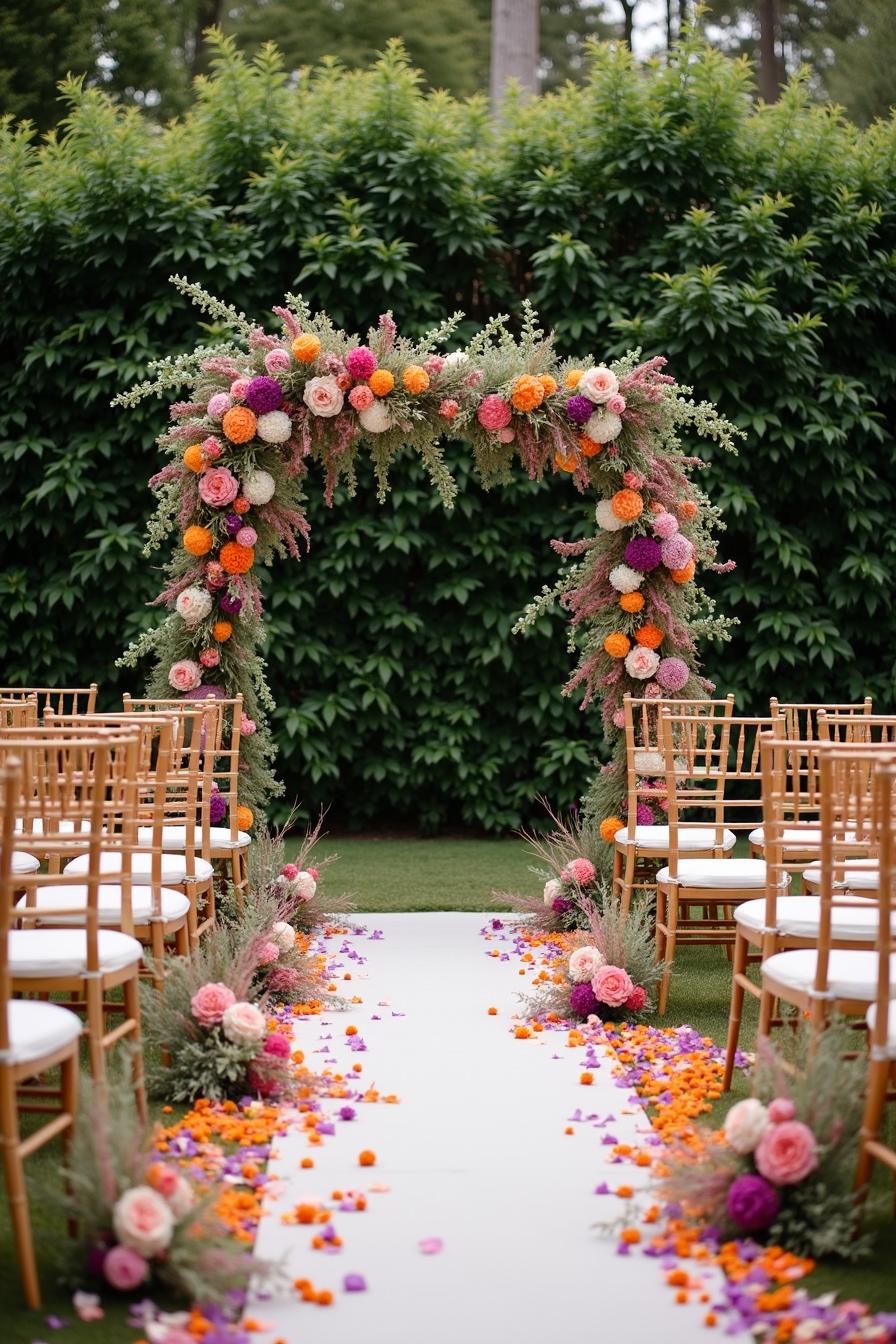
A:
[1,34,895,830]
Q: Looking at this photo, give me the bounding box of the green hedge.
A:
[1,35,894,830]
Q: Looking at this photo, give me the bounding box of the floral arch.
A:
[118,276,740,849]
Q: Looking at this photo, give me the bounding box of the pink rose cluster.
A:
[723,1095,818,1185]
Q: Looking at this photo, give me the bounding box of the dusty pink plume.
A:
[273,306,301,338]
[152,564,205,607]
[200,356,244,379]
[166,423,201,442]
[249,326,279,351]
[169,401,205,419]
[709,559,737,573]
[178,480,200,529]
[378,313,397,351]
[148,463,182,490]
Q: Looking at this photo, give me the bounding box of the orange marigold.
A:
[511,374,545,412]
[183,526,213,556]
[671,559,696,584]
[292,334,321,363]
[554,450,579,473]
[577,434,603,458]
[619,592,645,614]
[368,369,395,396]
[679,500,698,519]
[599,816,624,843]
[603,632,631,659]
[219,541,255,574]
[222,406,257,444]
[183,444,205,472]
[402,365,430,394]
[539,374,558,396]
[236,805,254,831]
[635,623,664,649]
[564,369,583,389]
[611,488,644,522]
[233,496,251,515]
[213,620,233,642]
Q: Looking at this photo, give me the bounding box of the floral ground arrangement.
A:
[483,918,896,1343]
[117,281,740,846]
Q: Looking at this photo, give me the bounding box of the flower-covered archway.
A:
[118,277,740,847]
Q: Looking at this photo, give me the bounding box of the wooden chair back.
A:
[622,693,735,829]
[0,686,98,716]
[0,700,38,730]
[817,712,896,746]
[770,698,872,742]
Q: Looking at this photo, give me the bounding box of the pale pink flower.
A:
[606,393,626,415]
[625,646,660,680]
[543,878,562,906]
[755,1120,818,1185]
[591,964,634,1006]
[240,714,257,736]
[168,659,202,692]
[568,945,605,982]
[258,941,280,965]
[167,1175,194,1219]
[199,648,219,669]
[303,375,344,418]
[623,470,644,489]
[112,1186,175,1256]
[221,1000,266,1045]
[439,398,459,419]
[271,921,296,951]
[561,857,596,885]
[264,349,291,375]
[236,526,257,547]
[579,365,619,404]
[206,392,232,421]
[198,466,239,508]
[652,510,680,539]
[612,707,626,728]
[175,586,212,626]
[205,560,226,589]
[201,435,223,460]
[497,427,515,443]
[644,681,662,699]
[424,355,444,375]
[768,1097,796,1123]
[191,981,236,1027]
[103,1245,148,1290]
[230,378,250,400]
[724,1098,770,1154]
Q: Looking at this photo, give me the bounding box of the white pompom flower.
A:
[595,500,626,532]
[358,400,392,434]
[543,878,563,906]
[584,409,622,444]
[256,410,293,444]
[175,586,213,627]
[241,469,276,506]
[609,564,643,594]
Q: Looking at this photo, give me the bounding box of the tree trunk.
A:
[757,0,781,102]
[620,0,637,50]
[490,0,540,111]
[191,0,226,79]
[666,0,674,48]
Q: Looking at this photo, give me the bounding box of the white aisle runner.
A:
[253,912,743,1343]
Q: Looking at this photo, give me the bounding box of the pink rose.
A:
[201,435,223,460]
[198,466,239,508]
[112,1185,175,1256]
[606,393,626,415]
[230,378,250,400]
[755,1119,818,1185]
[146,1162,178,1198]
[103,1244,149,1291]
[591,964,634,1007]
[271,920,296,951]
[439,398,459,419]
[190,981,236,1027]
[236,526,257,547]
[258,941,280,965]
[349,385,375,412]
[240,713,257,736]
[264,349,291,375]
[612,707,626,728]
[561,857,596,885]
[624,985,647,1012]
[293,870,317,902]
[644,681,662,699]
[477,395,512,431]
[303,375,344,418]
[264,1032,291,1058]
[199,648,219,669]
[168,659,202,692]
[623,470,644,489]
[579,365,619,404]
[221,1000,266,1045]
[625,646,661,681]
[768,1097,796,1123]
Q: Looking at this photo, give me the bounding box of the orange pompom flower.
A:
[220,541,255,574]
[402,365,430,394]
[292,334,321,363]
[222,406,257,444]
[511,374,545,412]
[236,805,254,831]
[368,369,395,397]
[213,620,233,642]
[679,500,698,518]
[539,373,558,396]
[554,450,579,473]
[619,592,645,614]
[612,488,644,522]
[233,496,251,515]
[599,816,624,842]
[358,1150,376,1167]
[603,632,631,659]
[564,369,583,389]
[671,560,696,584]
[183,444,205,473]
[183,526,213,556]
[577,434,603,458]
[635,623,664,649]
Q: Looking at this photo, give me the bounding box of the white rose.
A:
[584,409,622,444]
[294,871,317,903]
[271,920,296,951]
[241,469,276,506]
[443,351,469,367]
[723,1098,770,1155]
[175,586,213,627]
[221,1000,266,1046]
[609,564,643,594]
[303,375,344,419]
[543,878,563,906]
[568,945,605,983]
[256,410,292,443]
[167,1175,195,1219]
[578,365,619,404]
[358,400,392,434]
[112,1185,175,1257]
[595,500,626,532]
[625,646,660,680]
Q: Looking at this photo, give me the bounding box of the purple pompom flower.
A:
[224,513,243,537]
[624,536,663,572]
[209,793,227,825]
[565,394,594,425]
[725,1173,780,1232]
[552,897,572,914]
[244,376,284,414]
[635,802,654,826]
[569,982,600,1018]
[219,593,243,616]
[657,656,689,692]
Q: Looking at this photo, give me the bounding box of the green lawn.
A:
[4,835,895,1337]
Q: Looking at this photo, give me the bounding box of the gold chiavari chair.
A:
[0,730,146,1111]
[0,757,82,1310]
[0,698,38,729]
[759,746,896,1042]
[0,685,98,716]
[613,694,736,914]
[818,711,896,746]
[654,712,779,1014]
[723,737,886,1089]
[855,761,896,1196]
[123,693,251,902]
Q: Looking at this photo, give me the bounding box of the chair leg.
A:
[60,1054,79,1238]
[855,1058,889,1198]
[83,978,107,1093]
[620,847,636,918]
[123,975,147,1124]
[0,1075,41,1309]
[658,888,678,1016]
[723,931,749,1091]
[150,923,165,992]
[174,922,190,960]
[757,983,776,1039]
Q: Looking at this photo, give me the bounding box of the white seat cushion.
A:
[62,851,213,884]
[15,884,190,925]
[762,948,894,1001]
[3,1000,82,1065]
[802,864,879,892]
[865,1002,896,1060]
[615,825,736,853]
[15,818,91,837]
[136,825,250,852]
[9,928,143,977]
[12,852,40,875]
[656,858,766,889]
[736,895,881,941]
[750,826,862,850]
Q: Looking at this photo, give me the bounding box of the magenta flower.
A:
[346,346,378,380]
[244,375,284,414]
[725,1173,781,1231]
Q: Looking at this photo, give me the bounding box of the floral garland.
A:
[117,278,741,832]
